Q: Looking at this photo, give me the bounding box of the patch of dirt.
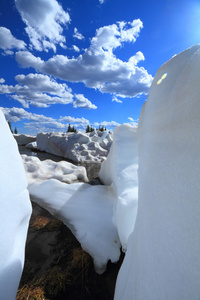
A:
[17,202,124,300]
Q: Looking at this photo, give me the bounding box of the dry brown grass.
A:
[30,216,50,230]
[17,285,46,300]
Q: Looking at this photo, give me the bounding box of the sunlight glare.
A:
[157,73,167,85]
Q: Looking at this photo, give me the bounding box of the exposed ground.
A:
[17,202,124,300]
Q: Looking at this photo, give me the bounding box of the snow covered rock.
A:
[22,154,88,184]
[14,134,36,146]
[0,111,32,299]
[25,141,37,150]
[36,130,113,163]
[99,124,138,251]
[114,45,200,300]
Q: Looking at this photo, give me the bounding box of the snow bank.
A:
[99,125,138,251]
[29,181,121,274]
[0,111,32,299]
[27,124,138,274]
[114,44,200,300]
[36,130,113,163]
[22,154,88,184]
[14,133,36,146]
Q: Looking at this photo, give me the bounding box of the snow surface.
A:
[99,124,138,251]
[36,130,113,163]
[26,124,138,273]
[14,133,36,146]
[25,141,37,150]
[0,111,32,299]
[22,154,88,184]
[114,44,200,300]
[29,181,121,274]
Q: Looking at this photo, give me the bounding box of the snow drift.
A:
[22,155,88,184]
[0,111,32,299]
[114,44,200,300]
[26,124,138,273]
[36,130,113,163]
[99,125,138,251]
[14,133,36,146]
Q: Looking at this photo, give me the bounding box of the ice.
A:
[99,124,138,251]
[29,180,121,274]
[36,130,113,163]
[21,154,88,184]
[114,45,200,300]
[0,110,32,299]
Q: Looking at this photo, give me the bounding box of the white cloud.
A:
[1,106,55,122]
[99,0,105,4]
[73,28,84,40]
[0,78,5,84]
[72,45,80,52]
[112,97,122,103]
[0,73,73,108]
[15,19,153,98]
[73,94,97,109]
[128,117,134,121]
[94,121,120,128]
[0,27,26,51]
[24,121,66,132]
[59,115,89,126]
[1,106,90,133]
[15,0,70,52]
[16,51,43,69]
[3,50,15,56]
[126,117,138,127]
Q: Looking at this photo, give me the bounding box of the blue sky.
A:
[0,0,200,134]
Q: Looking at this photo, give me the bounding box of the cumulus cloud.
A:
[73,94,97,109]
[15,19,153,98]
[0,78,5,84]
[94,121,120,128]
[0,27,26,51]
[15,0,70,52]
[0,73,73,108]
[126,117,138,127]
[16,51,43,69]
[1,106,55,122]
[99,0,105,4]
[73,28,84,40]
[72,45,80,52]
[1,106,91,133]
[59,115,89,126]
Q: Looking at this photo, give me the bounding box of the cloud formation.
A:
[0,74,73,108]
[94,121,120,128]
[73,94,97,109]
[59,115,89,126]
[73,28,84,40]
[15,19,153,98]
[112,97,123,103]
[72,45,80,52]
[15,0,70,52]
[0,27,26,51]
[1,106,121,133]
[1,106,55,122]
[1,107,90,133]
